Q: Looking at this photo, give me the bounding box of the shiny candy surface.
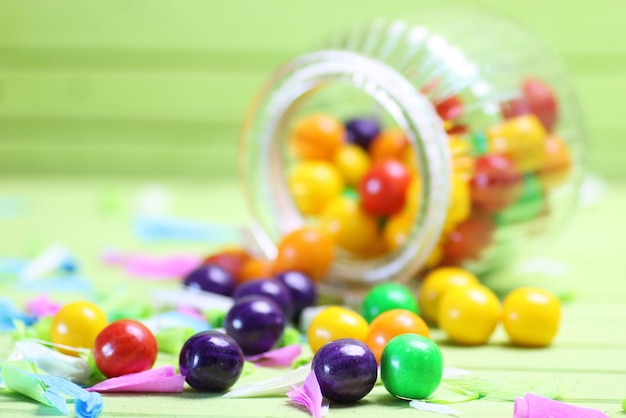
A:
[50,301,109,355]
[307,306,369,353]
[333,144,372,186]
[312,338,377,403]
[438,286,502,346]
[359,160,412,217]
[345,117,380,151]
[380,334,443,400]
[232,278,293,318]
[361,282,419,323]
[202,248,250,283]
[470,154,523,214]
[179,330,244,392]
[418,267,480,325]
[369,128,409,162]
[319,196,380,255]
[224,296,285,355]
[183,264,236,296]
[488,115,547,172]
[275,270,317,320]
[365,309,430,363]
[94,319,157,378]
[289,113,345,161]
[273,227,334,282]
[502,287,561,347]
[238,257,274,283]
[288,161,344,215]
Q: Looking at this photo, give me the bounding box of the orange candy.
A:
[365,309,430,363]
[203,248,251,282]
[238,257,274,283]
[369,128,409,163]
[273,227,334,282]
[290,113,345,161]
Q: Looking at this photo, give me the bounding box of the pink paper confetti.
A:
[287,371,328,418]
[176,306,206,322]
[101,250,200,280]
[245,345,302,368]
[24,294,62,318]
[87,366,185,393]
[514,393,609,418]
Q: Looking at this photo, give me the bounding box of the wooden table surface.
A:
[1,176,624,417]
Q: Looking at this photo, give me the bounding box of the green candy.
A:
[495,174,544,225]
[361,282,419,323]
[380,334,443,400]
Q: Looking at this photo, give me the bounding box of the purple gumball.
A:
[179,330,244,392]
[346,117,381,151]
[224,296,285,355]
[183,264,235,296]
[232,278,293,318]
[275,270,316,320]
[312,338,377,403]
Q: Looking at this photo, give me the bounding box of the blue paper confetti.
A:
[0,299,37,331]
[133,215,239,243]
[12,274,94,295]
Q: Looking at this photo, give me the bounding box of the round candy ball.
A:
[365,309,430,363]
[418,267,479,325]
[94,319,157,378]
[224,296,285,355]
[312,338,377,403]
[362,282,419,323]
[380,334,443,400]
[183,264,236,296]
[359,160,412,217]
[345,117,380,151]
[233,278,293,318]
[502,287,561,347]
[179,330,244,392]
[307,306,369,353]
[51,301,109,356]
[275,270,317,320]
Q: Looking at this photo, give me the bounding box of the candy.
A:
[50,301,108,356]
[288,161,344,215]
[488,115,547,173]
[183,264,236,297]
[435,95,464,121]
[380,334,443,399]
[333,144,372,186]
[502,287,561,347]
[202,248,250,283]
[369,128,409,163]
[442,215,496,264]
[345,117,381,151]
[361,282,419,323]
[224,296,285,355]
[438,285,501,345]
[319,196,380,255]
[307,306,369,353]
[232,278,293,318]
[93,319,157,378]
[273,227,334,282]
[502,78,558,132]
[538,134,571,189]
[365,309,430,363]
[418,267,479,325]
[275,270,317,320]
[495,174,545,225]
[470,154,523,214]
[289,113,345,161]
[359,160,412,217]
[312,338,377,403]
[239,257,274,283]
[179,330,244,391]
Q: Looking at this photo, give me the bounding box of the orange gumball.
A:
[365,309,430,363]
[273,227,334,282]
[238,257,274,283]
[369,128,409,163]
[290,113,345,161]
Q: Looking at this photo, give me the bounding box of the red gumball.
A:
[470,154,523,214]
[203,248,251,282]
[501,78,558,132]
[94,319,158,378]
[442,215,496,264]
[359,160,412,216]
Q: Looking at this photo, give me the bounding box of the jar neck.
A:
[239,50,451,286]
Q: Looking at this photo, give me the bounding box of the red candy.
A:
[442,215,496,264]
[470,154,523,214]
[359,160,412,216]
[94,319,158,378]
[502,78,558,132]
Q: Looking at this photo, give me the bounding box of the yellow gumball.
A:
[307,306,369,353]
[502,287,561,347]
[419,267,479,325]
[320,196,380,255]
[288,161,343,215]
[333,144,371,186]
[51,301,109,356]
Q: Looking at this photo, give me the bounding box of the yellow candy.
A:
[443,174,471,233]
[307,306,369,353]
[51,301,109,356]
[384,211,414,251]
[333,144,371,186]
[319,196,380,255]
[487,114,547,172]
[288,161,343,215]
[448,135,475,181]
[419,267,480,325]
[502,287,561,347]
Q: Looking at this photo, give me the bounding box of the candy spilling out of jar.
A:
[284,76,572,272]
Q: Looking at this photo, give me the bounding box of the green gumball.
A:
[361,282,419,323]
[380,334,443,400]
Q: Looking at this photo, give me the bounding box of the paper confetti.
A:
[223,363,311,398]
[20,243,77,283]
[152,288,234,313]
[102,249,201,279]
[0,359,103,417]
[409,400,462,416]
[87,366,185,393]
[514,393,609,418]
[0,299,36,331]
[441,375,560,401]
[245,345,302,368]
[133,215,239,243]
[155,327,197,355]
[25,294,62,318]
[287,371,329,418]
[142,310,210,335]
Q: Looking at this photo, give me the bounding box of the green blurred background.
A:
[0,0,624,179]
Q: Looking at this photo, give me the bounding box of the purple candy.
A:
[312,338,378,403]
[179,330,244,392]
[275,271,316,319]
[346,117,381,151]
[183,264,235,296]
[224,295,285,355]
[232,278,293,318]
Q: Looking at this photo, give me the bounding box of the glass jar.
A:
[238,7,586,301]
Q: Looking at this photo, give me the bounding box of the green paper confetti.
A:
[291,355,313,369]
[428,382,480,404]
[155,327,196,355]
[279,327,301,348]
[441,375,560,401]
[205,309,226,328]
[242,361,257,377]
[622,396,625,411]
